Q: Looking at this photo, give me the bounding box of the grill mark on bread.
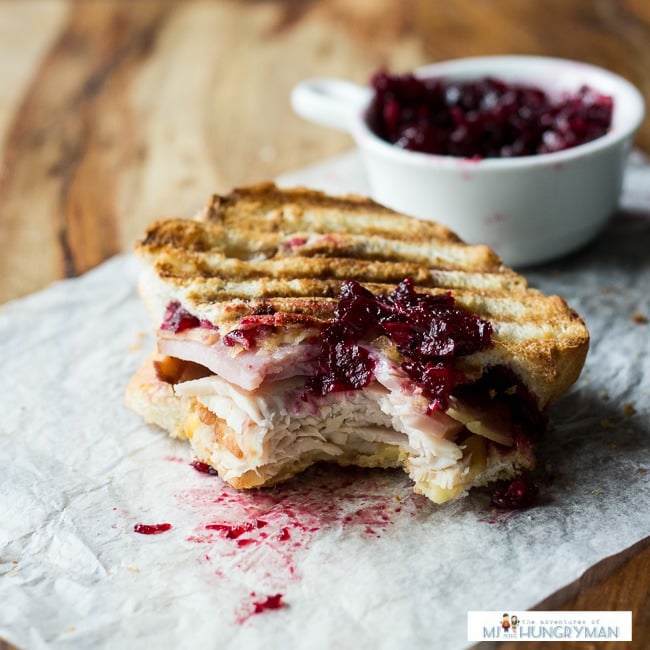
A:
[156,256,497,284]
[140,220,491,265]
[206,182,408,222]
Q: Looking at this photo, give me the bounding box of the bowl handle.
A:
[291,78,371,132]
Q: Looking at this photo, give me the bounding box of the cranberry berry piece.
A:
[161,301,200,333]
[190,460,219,475]
[161,302,219,333]
[306,341,376,395]
[491,476,538,510]
[222,324,276,350]
[252,594,285,614]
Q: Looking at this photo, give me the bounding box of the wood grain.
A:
[0,1,648,648]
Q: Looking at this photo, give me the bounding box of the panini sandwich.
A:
[126,183,589,504]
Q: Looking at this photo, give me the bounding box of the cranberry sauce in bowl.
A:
[366,73,613,159]
[291,56,645,266]
[354,57,641,165]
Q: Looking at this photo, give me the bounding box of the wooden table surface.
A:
[1,1,648,648]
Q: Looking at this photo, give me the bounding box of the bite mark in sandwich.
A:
[126,183,589,504]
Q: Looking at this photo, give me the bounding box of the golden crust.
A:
[204,181,460,239]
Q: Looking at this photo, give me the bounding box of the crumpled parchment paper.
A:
[0,152,648,650]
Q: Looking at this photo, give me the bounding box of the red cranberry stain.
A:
[236,538,257,547]
[178,465,426,587]
[133,523,172,535]
[236,592,286,623]
[205,519,268,539]
[177,466,429,623]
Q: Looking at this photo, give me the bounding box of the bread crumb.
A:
[591,488,602,496]
[631,311,648,325]
[598,390,609,401]
[637,467,647,474]
[623,403,636,417]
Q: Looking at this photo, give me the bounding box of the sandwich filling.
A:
[147,278,539,503]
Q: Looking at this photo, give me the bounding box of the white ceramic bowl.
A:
[291,56,645,267]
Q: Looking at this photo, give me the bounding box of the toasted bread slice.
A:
[127,182,589,503]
